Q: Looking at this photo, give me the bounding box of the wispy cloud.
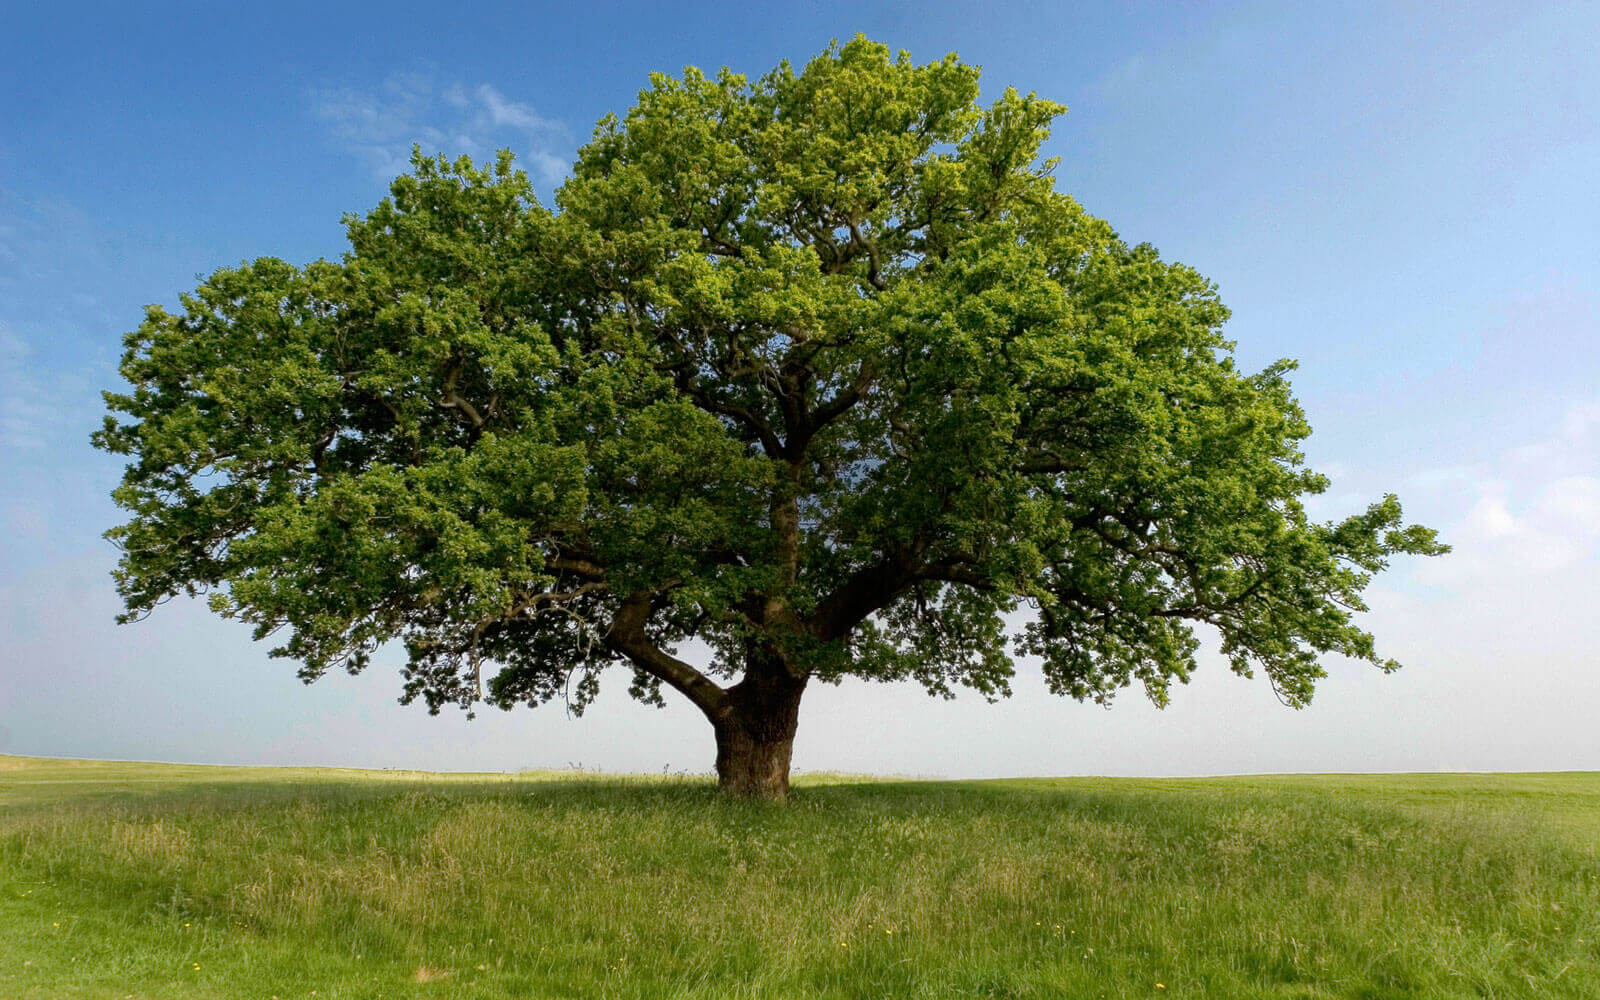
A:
[313,75,572,188]
[0,321,49,450]
[0,188,123,455]
[1414,399,1600,585]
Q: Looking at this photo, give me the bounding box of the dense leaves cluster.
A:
[97,37,1443,729]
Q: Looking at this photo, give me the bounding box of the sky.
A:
[1,1,1596,777]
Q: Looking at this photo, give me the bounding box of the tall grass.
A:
[2,756,1597,998]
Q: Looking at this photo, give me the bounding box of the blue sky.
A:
[2,1,1597,775]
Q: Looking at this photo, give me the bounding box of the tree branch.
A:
[439,390,486,429]
[547,554,608,580]
[605,591,728,719]
[438,364,487,430]
[807,362,877,433]
[808,554,918,641]
[660,350,785,456]
[808,547,999,642]
[843,219,888,291]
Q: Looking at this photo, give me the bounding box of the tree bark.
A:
[712,660,806,801]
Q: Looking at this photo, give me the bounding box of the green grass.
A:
[2,756,1598,998]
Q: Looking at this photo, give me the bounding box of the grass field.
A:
[2,755,1597,998]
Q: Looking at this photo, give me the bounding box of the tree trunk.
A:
[712,665,806,801]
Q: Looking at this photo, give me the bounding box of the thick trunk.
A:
[714,718,798,800]
[712,666,806,801]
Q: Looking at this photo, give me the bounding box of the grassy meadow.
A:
[1,755,1597,998]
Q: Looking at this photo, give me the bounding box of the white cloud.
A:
[1409,398,1600,586]
[313,75,573,187]
[0,322,50,450]
[471,84,560,133]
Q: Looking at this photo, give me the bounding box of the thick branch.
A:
[438,363,489,433]
[516,582,608,613]
[809,554,918,641]
[439,391,485,428]
[843,219,888,291]
[605,591,728,719]
[809,549,997,641]
[661,353,785,456]
[919,556,995,591]
[544,541,608,581]
[806,362,877,434]
[1016,453,1088,475]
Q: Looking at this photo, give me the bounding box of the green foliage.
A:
[96,36,1444,723]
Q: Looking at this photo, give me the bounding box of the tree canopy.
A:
[96,36,1445,797]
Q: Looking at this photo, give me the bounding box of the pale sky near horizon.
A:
[2,1,1597,777]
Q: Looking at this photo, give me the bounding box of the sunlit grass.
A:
[2,755,1597,998]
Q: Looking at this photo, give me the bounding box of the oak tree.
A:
[96,37,1444,799]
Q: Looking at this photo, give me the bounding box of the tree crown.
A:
[96,36,1444,722]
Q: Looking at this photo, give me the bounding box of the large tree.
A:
[96,37,1444,799]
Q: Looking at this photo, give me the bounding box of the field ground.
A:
[2,755,1597,998]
